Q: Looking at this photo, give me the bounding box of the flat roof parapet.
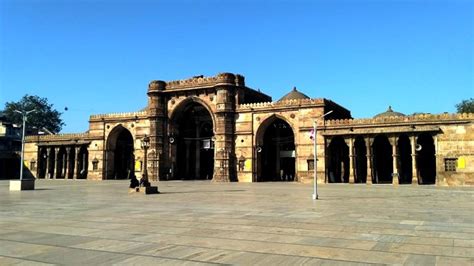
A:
[325,112,474,126]
[25,132,90,142]
[238,98,325,110]
[90,111,148,120]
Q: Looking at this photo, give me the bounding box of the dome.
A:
[374,106,406,118]
[278,87,310,102]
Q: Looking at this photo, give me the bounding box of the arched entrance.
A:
[327,136,349,183]
[106,126,134,180]
[372,135,393,184]
[171,101,214,180]
[354,136,367,183]
[417,133,436,184]
[398,134,412,184]
[256,117,295,182]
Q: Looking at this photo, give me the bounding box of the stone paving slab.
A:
[0,256,54,266]
[0,180,473,265]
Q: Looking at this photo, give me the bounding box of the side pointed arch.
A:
[105,125,135,180]
[255,114,295,146]
[255,114,296,182]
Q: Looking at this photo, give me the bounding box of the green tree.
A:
[456,98,474,113]
[3,95,65,134]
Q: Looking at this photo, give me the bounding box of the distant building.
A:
[0,112,21,179]
[24,73,474,186]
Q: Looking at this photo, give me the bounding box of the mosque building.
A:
[23,73,474,186]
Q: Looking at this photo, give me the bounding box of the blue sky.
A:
[1,0,472,133]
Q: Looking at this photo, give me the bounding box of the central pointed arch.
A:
[256,115,296,182]
[169,98,215,180]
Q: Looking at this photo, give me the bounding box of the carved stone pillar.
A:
[213,114,234,182]
[346,137,355,184]
[82,149,88,178]
[366,137,373,185]
[147,80,166,181]
[213,85,236,182]
[434,135,443,186]
[54,147,60,179]
[391,136,399,185]
[195,121,200,178]
[410,135,418,185]
[46,147,52,179]
[74,146,80,179]
[65,147,71,179]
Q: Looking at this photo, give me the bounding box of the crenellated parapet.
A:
[238,98,325,110]
[166,72,245,90]
[25,132,93,142]
[325,112,474,127]
[89,111,148,121]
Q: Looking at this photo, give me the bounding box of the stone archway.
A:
[256,116,295,182]
[169,101,215,180]
[417,133,436,184]
[372,135,393,184]
[106,125,134,180]
[327,136,349,183]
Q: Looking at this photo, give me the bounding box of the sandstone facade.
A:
[23,73,474,186]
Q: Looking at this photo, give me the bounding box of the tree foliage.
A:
[455,98,474,114]
[3,95,65,134]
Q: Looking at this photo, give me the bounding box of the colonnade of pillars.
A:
[38,145,88,179]
[348,135,418,184]
[326,133,437,185]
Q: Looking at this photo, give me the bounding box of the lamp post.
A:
[313,110,333,200]
[141,134,150,186]
[14,109,36,181]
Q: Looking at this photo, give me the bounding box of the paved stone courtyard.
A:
[0,180,473,265]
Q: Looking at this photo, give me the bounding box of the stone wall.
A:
[436,123,474,186]
[89,111,150,180]
[322,113,474,186]
[19,73,474,187]
[234,98,340,183]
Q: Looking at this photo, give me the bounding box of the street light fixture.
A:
[313,110,333,200]
[140,134,150,186]
[14,109,36,181]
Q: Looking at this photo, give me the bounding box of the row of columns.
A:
[344,135,424,185]
[40,145,88,179]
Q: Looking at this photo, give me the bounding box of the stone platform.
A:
[129,186,159,194]
[0,180,473,265]
[9,179,35,191]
